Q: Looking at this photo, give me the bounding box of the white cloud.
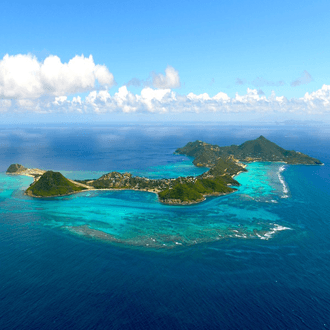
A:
[213,92,230,102]
[17,99,36,108]
[2,53,328,120]
[74,86,323,115]
[234,88,267,103]
[152,66,180,89]
[0,54,115,99]
[187,92,211,101]
[139,87,176,112]
[301,84,330,111]
[54,96,68,105]
[3,83,330,117]
[72,96,82,105]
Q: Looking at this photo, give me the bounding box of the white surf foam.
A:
[259,224,291,240]
[278,165,289,198]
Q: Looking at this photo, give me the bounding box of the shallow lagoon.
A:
[1,160,292,249]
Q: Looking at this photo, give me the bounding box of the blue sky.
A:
[1,0,330,123]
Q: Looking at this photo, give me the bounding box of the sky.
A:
[1,0,330,123]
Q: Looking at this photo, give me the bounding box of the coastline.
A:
[13,161,247,205]
[243,160,324,165]
[24,186,236,205]
[24,186,160,199]
[10,136,324,205]
[7,172,39,180]
[22,178,238,205]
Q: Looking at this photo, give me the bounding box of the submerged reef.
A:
[6,136,322,204]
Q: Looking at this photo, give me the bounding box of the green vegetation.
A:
[26,171,87,197]
[86,172,170,191]
[197,177,235,194]
[20,147,247,203]
[176,136,322,166]
[158,177,236,203]
[159,183,203,202]
[205,158,247,177]
[17,135,321,204]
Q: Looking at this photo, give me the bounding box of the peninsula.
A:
[6,136,322,204]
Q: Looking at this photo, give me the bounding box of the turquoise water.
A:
[237,162,289,200]
[0,161,291,249]
[1,125,330,329]
[61,158,207,180]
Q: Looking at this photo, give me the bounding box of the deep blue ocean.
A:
[0,123,329,329]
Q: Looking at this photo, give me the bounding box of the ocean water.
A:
[0,124,329,329]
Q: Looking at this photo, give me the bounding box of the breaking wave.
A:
[278,165,289,198]
[257,224,291,240]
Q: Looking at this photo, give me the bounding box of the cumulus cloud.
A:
[81,86,177,114]
[28,84,328,115]
[0,54,115,99]
[213,92,230,102]
[2,79,330,117]
[152,66,180,89]
[291,70,313,87]
[303,84,330,105]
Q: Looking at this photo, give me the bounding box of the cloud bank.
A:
[2,84,330,116]
[0,53,329,118]
[0,54,114,99]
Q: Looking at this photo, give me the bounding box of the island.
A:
[6,136,322,204]
[6,163,46,178]
[175,135,322,167]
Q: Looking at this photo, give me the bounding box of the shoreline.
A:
[24,186,236,205]
[242,160,324,165]
[22,177,239,205]
[24,186,160,198]
[11,158,319,205]
[13,160,248,205]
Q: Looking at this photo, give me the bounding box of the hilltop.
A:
[6,164,45,179]
[26,171,88,197]
[6,164,27,173]
[175,136,322,167]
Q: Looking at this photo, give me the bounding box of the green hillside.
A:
[205,158,247,177]
[158,177,235,203]
[176,136,322,166]
[26,171,87,197]
[20,135,320,204]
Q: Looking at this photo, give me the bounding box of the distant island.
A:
[6,136,322,205]
[175,135,322,167]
